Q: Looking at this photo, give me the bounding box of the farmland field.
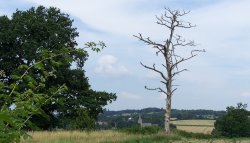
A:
[176,126,214,134]
[171,120,215,126]
[171,120,215,134]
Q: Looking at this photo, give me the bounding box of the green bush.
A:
[119,125,163,135]
[212,103,250,137]
[170,123,177,129]
[172,129,212,139]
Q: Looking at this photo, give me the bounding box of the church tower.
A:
[138,113,142,127]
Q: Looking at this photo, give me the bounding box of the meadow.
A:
[20,119,248,143]
[21,130,250,143]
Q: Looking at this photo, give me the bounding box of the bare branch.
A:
[171,49,205,71]
[134,34,166,56]
[191,49,206,56]
[154,45,164,56]
[171,88,177,94]
[156,15,172,29]
[134,33,164,47]
[173,35,196,47]
[175,21,196,29]
[161,80,167,84]
[162,64,167,70]
[179,10,190,16]
[145,86,167,95]
[172,69,188,77]
[140,62,168,82]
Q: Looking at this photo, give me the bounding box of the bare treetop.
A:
[156,8,195,29]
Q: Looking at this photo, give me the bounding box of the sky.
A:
[1,0,250,111]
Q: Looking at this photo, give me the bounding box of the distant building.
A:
[122,113,131,116]
[142,123,152,127]
[138,114,143,126]
[96,121,108,126]
[138,114,158,127]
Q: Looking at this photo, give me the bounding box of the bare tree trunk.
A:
[165,75,172,134]
[165,95,171,134]
[134,8,204,136]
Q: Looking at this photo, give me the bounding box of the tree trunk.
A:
[165,94,172,134]
[134,8,203,136]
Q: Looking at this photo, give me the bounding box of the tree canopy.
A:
[212,103,250,137]
[0,6,116,142]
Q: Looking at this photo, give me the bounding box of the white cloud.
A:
[94,55,129,76]
[240,92,250,97]
[22,0,164,39]
[145,71,160,79]
[119,91,141,99]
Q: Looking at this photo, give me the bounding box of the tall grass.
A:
[21,130,250,143]
[119,126,163,135]
[22,130,132,143]
[21,130,182,143]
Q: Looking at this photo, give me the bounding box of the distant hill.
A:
[96,108,225,129]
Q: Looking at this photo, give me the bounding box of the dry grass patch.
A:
[176,126,214,134]
[171,120,215,126]
[171,120,215,134]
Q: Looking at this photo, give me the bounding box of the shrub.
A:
[212,103,250,137]
[172,129,212,139]
[119,125,163,135]
[170,123,177,129]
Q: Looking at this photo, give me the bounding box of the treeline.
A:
[96,108,225,129]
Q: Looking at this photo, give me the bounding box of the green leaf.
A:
[34,62,44,70]
[0,112,14,125]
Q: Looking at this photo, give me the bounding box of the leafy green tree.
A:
[212,103,250,137]
[0,5,116,133]
[0,53,68,143]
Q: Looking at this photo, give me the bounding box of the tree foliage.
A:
[0,52,68,142]
[212,103,250,137]
[0,5,116,142]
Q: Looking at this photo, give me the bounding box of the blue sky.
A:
[1,0,250,110]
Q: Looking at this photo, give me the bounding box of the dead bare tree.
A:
[134,8,205,135]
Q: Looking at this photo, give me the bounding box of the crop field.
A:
[176,126,214,134]
[171,120,215,134]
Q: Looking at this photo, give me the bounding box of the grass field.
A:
[21,130,178,143]
[20,130,250,143]
[22,130,134,143]
[171,120,215,134]
[19,120,250,142]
